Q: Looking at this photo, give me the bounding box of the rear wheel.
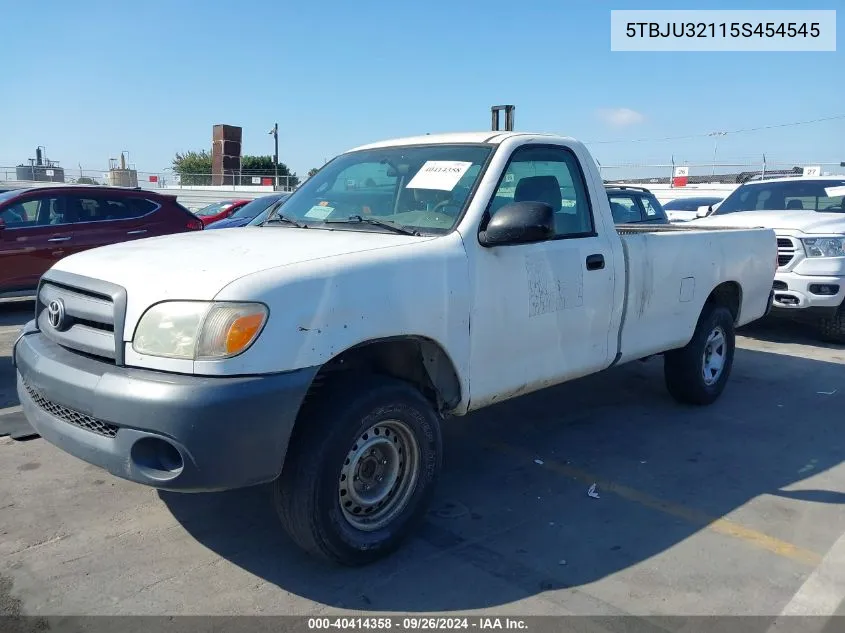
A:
[664,304,736,405]
[274,374,442,566]
[817,306,845,344]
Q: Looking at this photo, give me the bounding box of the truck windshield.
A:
[264,144,493,235]
[714,179,845,214]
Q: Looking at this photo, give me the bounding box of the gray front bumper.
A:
[15,329,317,492]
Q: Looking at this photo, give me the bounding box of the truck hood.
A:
[52,227,432,301]
[690,210,845,234]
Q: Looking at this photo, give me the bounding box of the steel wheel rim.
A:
[702,326,726,386]
[338,419,420,531]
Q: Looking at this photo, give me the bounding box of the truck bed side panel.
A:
[616,228,775,364]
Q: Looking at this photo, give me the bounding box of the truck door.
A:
[467,144,616,409]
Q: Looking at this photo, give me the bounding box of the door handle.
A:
[47,236,71,243]
[126,230,147,235]
[586,254,605,271]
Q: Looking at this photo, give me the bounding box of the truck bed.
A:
[615,223,766,235]
[614,224,775,365]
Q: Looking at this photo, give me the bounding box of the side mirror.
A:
[479,201,555,247]
[696,205,712,218]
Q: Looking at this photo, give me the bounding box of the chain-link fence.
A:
[144,170,299,190]
[4,160,842,192]
[0,167,299,192]
[597,159,844,185]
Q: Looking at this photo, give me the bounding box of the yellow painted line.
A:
[488,441,822,567]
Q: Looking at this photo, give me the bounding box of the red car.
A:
[193,199,251,226]
[0,185,204,298]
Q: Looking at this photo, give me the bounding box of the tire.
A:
[664,303,735,406]
[818,307,845,344]
[274,373,442,566]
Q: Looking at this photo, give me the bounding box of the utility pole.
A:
[708,131,727,178]
[269,123,279,190]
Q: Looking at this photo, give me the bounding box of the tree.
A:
[76,177,100,185]
[239,155,299,188]
[308,167,320,178]
[172,151,299,188]
[172,150,212,185]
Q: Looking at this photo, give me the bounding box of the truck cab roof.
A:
[348,131,577,152]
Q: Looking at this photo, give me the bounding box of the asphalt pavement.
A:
[1,300,844,622]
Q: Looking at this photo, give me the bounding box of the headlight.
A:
[802,237,845,258]
[132,301,268,360]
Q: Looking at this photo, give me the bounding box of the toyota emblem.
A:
[47,299,66,330]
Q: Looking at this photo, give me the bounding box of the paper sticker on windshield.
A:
[406,161,472,191]
[824,185,845,197]
[305,205,334,219]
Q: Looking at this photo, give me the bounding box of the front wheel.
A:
[274,374,442,566]
[817,306,845,344]
[664,304,736,406]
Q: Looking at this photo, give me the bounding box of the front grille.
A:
[37,280,118,362]
[776,236,796,269]
[23,379,118,438]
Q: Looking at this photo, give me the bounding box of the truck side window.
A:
[488,146,594,238]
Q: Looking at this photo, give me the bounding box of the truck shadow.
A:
[160,345,845,612]
[739,316,845,351]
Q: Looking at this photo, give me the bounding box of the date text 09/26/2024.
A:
[307,617,528,631]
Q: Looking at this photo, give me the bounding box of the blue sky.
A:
[1,0,842,179]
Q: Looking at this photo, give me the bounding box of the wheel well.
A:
[706,281,742,322]
[308,337,462,413]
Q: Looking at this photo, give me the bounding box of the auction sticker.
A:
[406,161,472,191]
[305,204,334,219]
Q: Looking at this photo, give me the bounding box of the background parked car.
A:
[663,196,725,222]
[605,185,670,225]
[193,199,250,226]
[689,176,845,342]
[206,193,290,229]
[0,186,203,298]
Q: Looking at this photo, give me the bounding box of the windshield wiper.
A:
[263,214,306,228]
[324,215,420,236]
[262,204,306,228]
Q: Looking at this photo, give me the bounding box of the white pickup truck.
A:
[14,132,776,565]
[691,176,845,342]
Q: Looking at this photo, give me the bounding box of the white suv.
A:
[691,176,845,342]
